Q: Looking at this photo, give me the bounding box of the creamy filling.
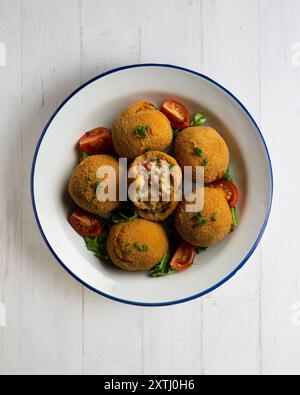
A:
[132,156,180,214]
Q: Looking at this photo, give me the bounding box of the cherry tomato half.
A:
[170,242,196,271]
[161,100,191,129]
[211,179,239,208]
[69,208,103,238]
[78,128,113,155]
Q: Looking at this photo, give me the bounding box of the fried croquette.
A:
[129,151,182,222]
[68,155,120,216]
[112,102,173,161]
[174,126,229,184]
[176,188,232,247]
[106,219,169,271]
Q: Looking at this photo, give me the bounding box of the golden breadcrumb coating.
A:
[174,126,229,184]
[68,155,120,215]
[107,219,169,271]
[176,187,232,247]
[112,102,173,160]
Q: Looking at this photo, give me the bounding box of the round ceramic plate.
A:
[31,64,273,306]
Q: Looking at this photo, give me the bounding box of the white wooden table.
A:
[0,0,299,375]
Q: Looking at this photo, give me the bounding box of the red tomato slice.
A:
[69,208,103,238]
[170,242,196,271]
[78,128,112,155]
[211,179,239,208]
[161,100,191,129]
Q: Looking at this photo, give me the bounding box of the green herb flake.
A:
[145,146,153,152]
[231,207,238,227]
[203,157,209,167]
[194,219,208,228]
[194,147,204,156]
[136,125,149,138]
[173,128,181,136]
[191,113,207,127]
[192,212,203,222]
[211,213,218,222]
[111,207,138,224]
[134,242,149,252]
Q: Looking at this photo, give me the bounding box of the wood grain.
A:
[201,0,262,375]
[260,0,300,375]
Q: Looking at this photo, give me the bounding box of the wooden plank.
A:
[201,0,262,375]
[80,0,142,80]
[260,0,300,375]
[20,0,83,374]
[0,0,22,375]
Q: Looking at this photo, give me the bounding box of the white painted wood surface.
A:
[0,0,299,375]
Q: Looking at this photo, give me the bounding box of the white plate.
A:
[31,64,273,306]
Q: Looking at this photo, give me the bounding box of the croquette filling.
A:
[131,156,180,215]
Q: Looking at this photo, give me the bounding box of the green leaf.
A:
[224,168,234,182]
[150,251,175,278]
[194,147,204,156]
[111,207,138,224]
[191,113,208,127]
[84,234,109,260]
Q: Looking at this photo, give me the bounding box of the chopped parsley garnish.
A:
[145,146,153,152]
[173,128,181,136]
[203,157,209,167]
[211,213,218,222]
[134,243,149,252]
[194,219,208,228]
[84,234,109,260]
[192,212,204,222]
[125,245,133,255]
[136,125,149,138]
[191,113,207,127]
[194,147,204,156]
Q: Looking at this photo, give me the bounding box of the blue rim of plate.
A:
[31,63,273,307]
